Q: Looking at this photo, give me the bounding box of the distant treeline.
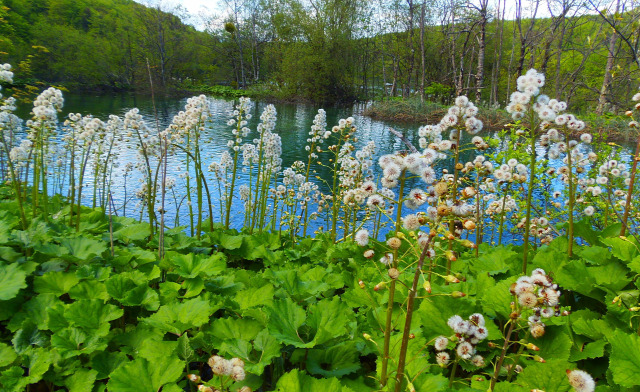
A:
[1,0,639,110]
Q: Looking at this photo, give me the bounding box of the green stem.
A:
[522,132,537,274]
[490,321,515,391]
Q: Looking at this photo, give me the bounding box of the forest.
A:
[1,0,640,110]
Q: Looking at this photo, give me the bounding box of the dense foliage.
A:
[2,0,640,109]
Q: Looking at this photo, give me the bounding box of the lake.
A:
[8,92,636,243]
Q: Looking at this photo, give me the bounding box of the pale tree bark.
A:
[596,0,621,115]
[420,0,426,102]
[490,0,505,105]
[473,0,489,102]
[405,0,415,98]
[515,0,541,77]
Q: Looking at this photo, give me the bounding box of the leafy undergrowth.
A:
[1,187,639,392]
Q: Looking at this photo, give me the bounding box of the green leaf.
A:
[12,321,48,354]
[59,237,107,262]
[168,251,226,278]
[305,297,350,346]
[413,373,448,391]
[629,256,640,274]
[177,334,193,361]
[273,369,354,392]
[106,273,160,310]
[608,331,640,388]
[601,237,639,262]
[569,340,607,361]
[267,298,308,347]
[107,356,185,392]
[65,299,123,332]
[113,223,150,243]
[578,246,611,265]
[418,294,479,340]
[471,247,518,275]
[142,298,214,335]
[517,360,571,392]
[68,280,109,301]
[305,342,361,377]
[34,271,80,296]
[0,263,27,300]
[91,351,128,380]
[211,317,263,341]
[536,328,572,362]
[65,368,98,392]
[481,276,516,319]
[235,284,275,310]
[0,342,17,367]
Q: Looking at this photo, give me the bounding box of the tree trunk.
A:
[596,0,620,115]
[475,1,488,102]
[420,1,426,102]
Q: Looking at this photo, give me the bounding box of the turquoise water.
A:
[7,92,635,241]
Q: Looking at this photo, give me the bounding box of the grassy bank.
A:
[364,97,640,142]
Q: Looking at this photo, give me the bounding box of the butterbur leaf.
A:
[413,373,448,391]
[65,368,97,392]
[113,223,151,243]
[107,356,184,392]
[91,351,127,379]
[470,247,518,275]
[211,317,263,341]
[273,369,354,392]
[305,342,361,377]
[59,237,107,262]
[34,271,80,296]
[517,360,572,392]
[418,294,478,339]
[142,297,214,335]
[267,298,308,347]
[305,297,349,346]
[0,342,17,367]
[65,299,123,331]
[177,334,193,361]
[168,251,226,279]
[51,327,107,358]
[106,273,159,310]
[536,328,572,362]
[235,284,275,310]
[12,321,48,354]
[0,263,27,300]
[569,340,607,361]
[608,331,640,387]
[601,237,639,262]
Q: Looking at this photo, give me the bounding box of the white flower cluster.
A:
[226,97,253,151]
[378,150,438,190]
[340,141,376,206]
[207,355,245,381]
[27,87,63,131]
[436,313,489,367]
[418,95,483,150]
[567,369,595,392]
[485,195,517,215]
[168,95,210,142]
[305,109,327,159]
[461,155,494,176]
[0,63,13,83]
[494,159,528,183]
[511,268,562,338]
[0,63,13,100]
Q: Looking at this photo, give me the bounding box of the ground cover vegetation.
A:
[2,0,640,114]
[1,56,640,392]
